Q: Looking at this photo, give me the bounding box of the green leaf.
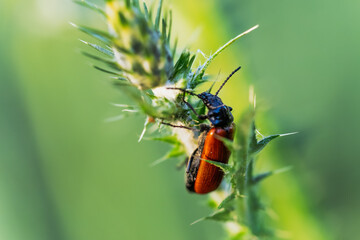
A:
[80,40,114,57]
[143,2,150,20]
[81,51,121,71]
[213,134,239,152]
[251,135,279,154]
[167,10,172,43]
[71,23,113,45]
[202,159,231,173]
[132,0,140,8]
[172,37,178,58]
[252,166,293,184]
[93,65,123,76]
[250,132,298,154]
[217,192,237,210]
[170,50,195,82]
[112,76,130,82]
[161,18,167,41]
[191,209,233,225]
[74,0,106,17]
[150,135,181,145]
[150,144,185,167]
[154,0,163,30]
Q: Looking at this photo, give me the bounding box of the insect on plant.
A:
[73,0,300,236]
[164,66,241,194]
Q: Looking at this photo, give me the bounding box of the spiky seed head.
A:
[106,0,173,90]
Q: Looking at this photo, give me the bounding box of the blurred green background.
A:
[1,0,359,239]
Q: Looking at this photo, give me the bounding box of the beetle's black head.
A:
[197,92,223,108]
[197,92,234,127]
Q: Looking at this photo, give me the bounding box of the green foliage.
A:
[198,106,296,238]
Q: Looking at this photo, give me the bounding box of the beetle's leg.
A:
[160,121,193,130]
[167,87,209,120]
[180,90,209,121]
[167,87,197,96]
[186,148,198,173]
[183,97,208,121]
[198,123,211,132]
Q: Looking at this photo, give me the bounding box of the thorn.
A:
[249,85,256,109]
[256,129,265,138]
[104,115,125,123]
[149,156,167,167]
[273,166,293,174]
[196,49,208,59]
[138,117,151,142]
[79,39,88,44]
[190,218,204,226]
[69,22,77,27]
[279,132,298,137]
[110,103,132,108]
[122,109,138,113]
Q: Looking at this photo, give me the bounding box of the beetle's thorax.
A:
[197,92,234,128]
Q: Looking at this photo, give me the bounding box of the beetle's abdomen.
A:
[194,125,234,194]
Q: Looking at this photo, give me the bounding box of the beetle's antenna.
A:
[215,66,241,96]
[167,87,198,97]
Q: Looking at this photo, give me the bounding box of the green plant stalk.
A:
[74,1,295,239]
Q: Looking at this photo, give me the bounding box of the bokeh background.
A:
[1,0,359,239]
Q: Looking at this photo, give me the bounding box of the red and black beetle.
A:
[167,66,241,194]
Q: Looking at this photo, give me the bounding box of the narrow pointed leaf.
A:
[218,192,237,210]
[93,65,123,76]
[213,134,238,152]
[203,159,231,173]
[150,135,181,145]
[150,144,185,167]
[251,132,297,154]
[167,10,172,43]
[74,0,106,17]
[191,209,233,225]
[252,166,293,184]
[80,40,114,57]
[161,18,167,40]
[143,2,150,20]
[252,134,280,154]
[71,23,113,44]
[172,37,178,58]
[132,0,140,8]
[154,0,163,30]
[111,103,136,109]
[104,114,125,123]
[112,76,129,82]
[81,51,121,71]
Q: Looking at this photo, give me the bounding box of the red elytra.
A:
[191,125,234,194]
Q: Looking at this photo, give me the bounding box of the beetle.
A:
[165,66,241,194]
